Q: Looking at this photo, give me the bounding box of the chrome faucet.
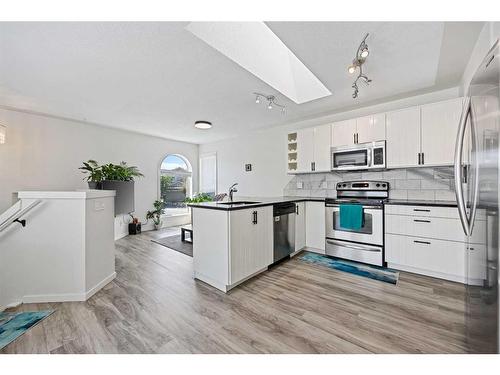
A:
[228,183,238,202]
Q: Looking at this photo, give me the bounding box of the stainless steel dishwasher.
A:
[273,202,296,262]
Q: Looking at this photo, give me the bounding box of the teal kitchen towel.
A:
[339,204,364,230]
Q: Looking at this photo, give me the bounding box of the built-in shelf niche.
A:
[287,132,298,172]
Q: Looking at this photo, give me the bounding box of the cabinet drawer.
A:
[385,204,486,220]
[385,234,465,278]
[385,204,459,218]
[385,213,486,244]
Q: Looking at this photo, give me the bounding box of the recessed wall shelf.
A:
[287,132,298,173]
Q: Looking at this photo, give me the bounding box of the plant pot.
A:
[128,222,142,235]
[101,180,135,215]
[88,181,102,189]
[154,222,162,230]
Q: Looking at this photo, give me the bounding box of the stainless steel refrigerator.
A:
[454,39,499,353]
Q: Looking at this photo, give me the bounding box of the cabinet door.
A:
[296,128,314,172]
[305,201,325,253]
[294,202,306,251]
[421,98,463,166]
[313,124,332,172]
[356,113,386,143]
[467,244,487,284]
[229,206,273,285]
[331,119,356,148]
[386,107,421,168]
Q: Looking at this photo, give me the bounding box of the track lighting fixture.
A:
[348,33,372,99]
[253,93,286,114]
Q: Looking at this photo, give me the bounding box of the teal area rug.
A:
[0,310,54,350]
[299,252,399,285]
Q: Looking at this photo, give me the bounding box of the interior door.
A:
[296,127,314,172]
[356,113,386,143]
[313,124,332,171]
[421,98,463,165]
[331,119,356,148]
[386,106,421,168]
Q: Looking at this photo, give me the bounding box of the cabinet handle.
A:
[413,209,430,212]
[353,133,356,144]
[252,211,258,224]
[414,219,431,223]
[414,240,431,245]
[421,152,424,165]
[356,133,359,144]
[418,153,421,165]
[312,162,316,171]
[296,204,299,215]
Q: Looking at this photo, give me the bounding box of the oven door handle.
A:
[326,239,381,252]
[325,204,381,210]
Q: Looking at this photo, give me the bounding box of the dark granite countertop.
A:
[385,199,457,207]
[188,196,325,211]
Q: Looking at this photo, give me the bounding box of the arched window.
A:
[159,154,192,215]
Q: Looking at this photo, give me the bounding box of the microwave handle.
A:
[367,148,372,167]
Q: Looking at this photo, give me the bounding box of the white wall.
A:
[461,22,500,93]
[200,87,460,197]
[0,108,198,237]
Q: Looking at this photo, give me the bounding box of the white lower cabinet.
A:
[229,206,273,285]
[305,201,325,253]
[385,204,486,284]
[294,202,306,252]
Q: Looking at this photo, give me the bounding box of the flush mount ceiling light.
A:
[194,120,212,130]
[254,92,286,114]
[348,33,372,99]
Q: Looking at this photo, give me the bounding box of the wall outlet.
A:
[245,164,252,172]
[296,181,303,189]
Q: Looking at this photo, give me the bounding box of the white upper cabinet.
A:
[356,113,386,144]
[420,98,463,166]
[313,124,332,172]
[293,125,331,173]
[386,106,421,168]
[295,128,314,173]
[331,119,356,147]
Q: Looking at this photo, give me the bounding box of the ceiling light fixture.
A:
[254,93,286,114]
[348,33,372,99]
[194,120,212,130]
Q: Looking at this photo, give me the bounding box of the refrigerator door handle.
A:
[454,96,471,236]
[468,103,479,234]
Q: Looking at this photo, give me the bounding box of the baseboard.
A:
[21,272,117,303]
[387,263,466,284]
[85,272,116,299]
[1,301,23,312]
[23,292,86,303]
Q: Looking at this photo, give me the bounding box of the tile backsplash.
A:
[283,167,456,201]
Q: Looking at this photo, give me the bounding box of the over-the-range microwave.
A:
[331,140,386,171]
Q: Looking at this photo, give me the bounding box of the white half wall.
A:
[0,108,199,238]
[200,87,460,197]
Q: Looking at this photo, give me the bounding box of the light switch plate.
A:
[245,164,252,172]
[296,181,303,189]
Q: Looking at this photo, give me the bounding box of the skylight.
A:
[186,22,332,104]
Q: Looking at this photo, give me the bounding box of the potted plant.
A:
[79,160,144,215]
[128,214,142,235]
[184,193,214,204]
[78,160,103,189]
[146,200,165,230]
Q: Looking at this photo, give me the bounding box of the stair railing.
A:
[0,199,42,233]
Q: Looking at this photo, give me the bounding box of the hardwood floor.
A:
[1,228,469,354]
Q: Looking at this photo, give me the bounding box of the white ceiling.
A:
[0,22,484,144]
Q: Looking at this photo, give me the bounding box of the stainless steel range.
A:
[325,180,389,266]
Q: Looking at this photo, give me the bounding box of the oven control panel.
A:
[336,180,389,191]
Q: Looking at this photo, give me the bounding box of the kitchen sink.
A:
[216,201,261,205]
